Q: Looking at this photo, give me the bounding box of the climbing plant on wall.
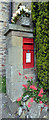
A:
[31,2,39,38]
[31,2,49,90]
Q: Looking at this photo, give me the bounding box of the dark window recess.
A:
[24,43,33,45]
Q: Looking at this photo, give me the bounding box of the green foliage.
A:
[31,2,39,38]
[16,100,22,106]
[16,79,48,106]
[31,2,49,90]
[22,80,34,98]
[2,76,6,93]
[0,76,2,92]
[0,76,6,93]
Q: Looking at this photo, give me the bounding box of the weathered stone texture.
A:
[12,31,33,38]
[5,26,36,106]
[0,1,32,76]
[12,1,31,14]
[6,34,24,102]
[23,68,36,82]
[0,1,36,114]
[28,102,41,118]
[0,2,9,76]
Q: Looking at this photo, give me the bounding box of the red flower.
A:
[22,84,28,89]
[39,101,43,104]
[38,93,43,97]
[30,77,33,79]
[39,88,43,94]
[38,88,43,97]
[28,102,31,108]
[25,76,27,79]
[19,73,21,75]
[30,85,37,90]
[40,94,43,97]
[30,98,34,103]
[17,97,22,102]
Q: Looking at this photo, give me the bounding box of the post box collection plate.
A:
[26,53,31,63]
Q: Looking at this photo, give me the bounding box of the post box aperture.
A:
[23,38,34,69]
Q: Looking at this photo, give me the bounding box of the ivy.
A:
[31,2,49,90]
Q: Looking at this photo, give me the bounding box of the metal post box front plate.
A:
[23,37,34,69]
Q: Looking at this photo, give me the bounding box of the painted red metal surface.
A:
[23,38,34,69]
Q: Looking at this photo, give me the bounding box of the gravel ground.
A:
[0,93,49,119]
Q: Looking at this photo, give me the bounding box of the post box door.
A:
[23,38,34,69]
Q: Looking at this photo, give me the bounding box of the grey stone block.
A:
[7,95,19,114]
[28,102,42,118]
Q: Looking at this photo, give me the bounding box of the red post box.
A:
[23,37,34,69]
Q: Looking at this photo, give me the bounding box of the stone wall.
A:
[0,1,31,77]
[12,1,31,15]
[0,1,9,76]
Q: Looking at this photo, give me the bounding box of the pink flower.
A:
[30,98,34,103]
[38,88,43,97]
[40,94,43,97]
[38,93,43,97]
[25,76,27,79]
[19,72,21,75]
[30,77,33,79]
[30,85,37,90]
[38,93,40,96]
[39,88,43,94]
[39,101,43,104]
[22,84,28,88]
[17,97,22,102]
[34,87,37,90]
[28,102,31,108]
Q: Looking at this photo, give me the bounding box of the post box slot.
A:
[24,43,33,45]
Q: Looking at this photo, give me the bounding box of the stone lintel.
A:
[12,31,33,38]
[4,24,33,36]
